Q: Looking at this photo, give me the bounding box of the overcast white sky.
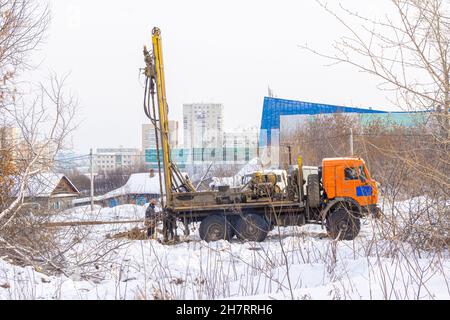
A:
[28,0,397,154]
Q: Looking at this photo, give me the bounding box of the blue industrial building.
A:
[260,97,387,146]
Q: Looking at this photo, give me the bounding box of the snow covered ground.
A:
[54,205,146,222]
[0,202,448,300]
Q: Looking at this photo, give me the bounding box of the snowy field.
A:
[0,201,449,300]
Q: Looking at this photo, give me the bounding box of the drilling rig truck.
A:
[143,27,381,243]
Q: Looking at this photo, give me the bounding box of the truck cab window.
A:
[345,167,359,180]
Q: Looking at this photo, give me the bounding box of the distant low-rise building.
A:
[95,148,142,172]
[55,151,90,173]
[222,127,259,163]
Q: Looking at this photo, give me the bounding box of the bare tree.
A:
[281,113,359,167]
[301,0,449,250]
[304,0,449,139]
[0,0,50,109]
[302,0,449,195]
[0,0,51,213]
[0,73,77,223]
[0,0,72,268]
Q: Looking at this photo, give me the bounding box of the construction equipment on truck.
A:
[142,27,381,243]
[243,171,281,200]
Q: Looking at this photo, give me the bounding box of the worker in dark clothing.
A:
[145,199,158,239]
[163,214,177,242]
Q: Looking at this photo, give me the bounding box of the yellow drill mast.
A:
[143,27,195,210]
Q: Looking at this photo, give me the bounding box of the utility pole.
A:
[90,148,94,212]
[297,156,304,203]
[349,128,354,156]
[287,145,292,166]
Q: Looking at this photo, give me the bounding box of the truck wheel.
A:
[307,174,321,208]
[199,215,232,242]
[236,214,269,242]
[326,208,361,241]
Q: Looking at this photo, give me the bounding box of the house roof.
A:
[72,172,163,205]
[14,173,80,198]
[105,173,163,197]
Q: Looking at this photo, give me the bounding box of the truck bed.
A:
[170,191,304,218]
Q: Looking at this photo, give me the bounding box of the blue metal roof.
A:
[260,97,387,146]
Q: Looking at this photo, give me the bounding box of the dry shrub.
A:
[111,227,148,241]
[0,207,62,270]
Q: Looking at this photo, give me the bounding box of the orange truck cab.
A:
[321,157,380,216]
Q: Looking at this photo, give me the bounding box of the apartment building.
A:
[142,120,179,151]
[95,148,142,172]
[183,103,223,149]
